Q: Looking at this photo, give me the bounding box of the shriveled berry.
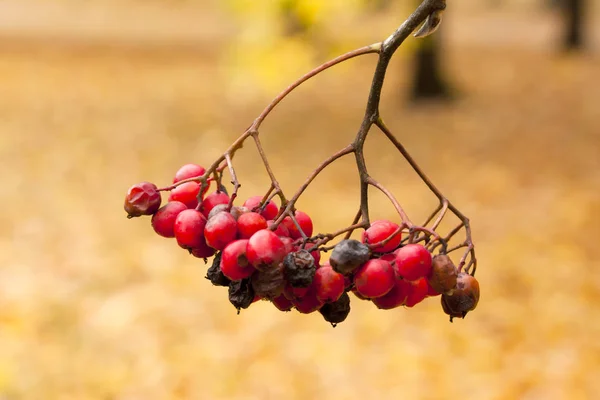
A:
[314,265,345,303]
[292,281,323,314]
[405,277,429,307]
[228,278,255,313]
[330,239,371,275]
[221,239,255,281]
[200,191,230,218]
[205,252,231,287]
[283,250,316,288]
[173,163,206,183]
[282,211,313,239]
[237,212,268,239]
[251,262,286,300]
[354,259,395,299]
[204,211,237,251]
[124,182,162,218]
[319,292,351,327]
[372,280,410,309]
[362,220,402,253]
[168,181,201,209]
[243,196,279,220]
[174,209,208,250]
[190,241,215,259]
[441,272,480,321]
[246,229,287,271]
[151,201,188,238]
[428,254,458,295]
[394,244,433,281]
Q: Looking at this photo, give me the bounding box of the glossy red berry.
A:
[279,236,295,254]
[168,182,201,209]
[237,212,268,239]
[124,182,161,218]
[282,211,313,239]
[151,201,188,238]
[173,163,206,183]
[204,211,237,251]
[272,294,294,312]
[200,191,230,218]
[246,229,287,270]
[354,258,395,299]
[221,239,256,281]
[268,220,290,237]
[283,283,309,300]
[174,209,208,250]
[243,196,279,220]
[292,281,324,314]
[372,280,410,309]
[362,220,402,253]
[313,265,345,303]
[404,277,429,308]
[394,244,432,281]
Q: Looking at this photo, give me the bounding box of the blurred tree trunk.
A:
[563,0,585,50]
[409,30,452,102]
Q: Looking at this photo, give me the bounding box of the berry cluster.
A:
[124,163,480,326]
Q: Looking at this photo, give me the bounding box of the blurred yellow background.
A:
[1,1,599,399]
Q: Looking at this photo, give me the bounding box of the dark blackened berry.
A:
[319,292,351,327]
[329,239,370,275]
[283,250,316,288]
[228,278,255,314]
[205,252,230,287]
[251,262,286,300]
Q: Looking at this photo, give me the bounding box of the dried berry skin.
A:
[428,254,458,295]
[205,252,231,287]
[319,292,351,327]
[441,272,480,321]
[124,182,162,218]
[228,278,255,313]
[251,262,286,300]
[283,250,316,288]
[330,239,371,275]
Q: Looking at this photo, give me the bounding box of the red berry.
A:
[279,236,295,254]
[313,265,345,303]
[174,209,208,250]
[379,253,396,264]
[204,211,237,251]
[292,281,323,314]
[283,283,309,300]
[354,259,395,299]
[124,182,161,218]
[272,294,293,311]
[201,191,230,218]
[394,244,432,281]
[243,196,278,220]
[351,288,368,300]
[151,201,188,238]
[246,229,287,270]
[405,278,429,307]
[426,280,441,297]
[168,182,201,209]
[372,280,410,309]
[221,239,256,281]
[282,211,313,239]
[268,220,289,237]
[173,163,206,183]
[362,220,402,253]
[237,212,268,239]
[190,241,215,259]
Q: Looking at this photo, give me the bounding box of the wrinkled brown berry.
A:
[441,272,480,322]
[124,182,161,218]
[228,278,255,313]
[330,239,370,275]
[319,292,351,327]
[251,262,286,300]
[205,252,231,287]
[283,250,316,288]
[428,254,458,295]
